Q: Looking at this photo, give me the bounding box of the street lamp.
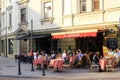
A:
[5,0,7,57]
[31,20,34,71]
[18,58,22,75]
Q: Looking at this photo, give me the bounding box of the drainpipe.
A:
[102,0,105,23]
[71,0,74,26]
[117,18,120,47]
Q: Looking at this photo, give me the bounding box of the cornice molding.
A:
[74,10,104,17]
[41,0,51,3]
[18,22,28,28]
[106,7,120,12]
[16,0,29,5]
[6,6,13,11]
[62,14,74,19]
[34,22,118,34]
[0,11,5,17]
[40,17,54,25]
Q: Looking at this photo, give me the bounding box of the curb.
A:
[0,75,63,80]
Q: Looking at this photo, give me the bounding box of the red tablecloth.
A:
[33,57,47,65]
[70,57,75,64]
[50,59,64,71]
[99,58,107,70]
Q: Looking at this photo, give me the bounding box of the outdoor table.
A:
[99,57,113,71]
[33,57,47,65]
[50,59,64,71]
[99,58,107,70]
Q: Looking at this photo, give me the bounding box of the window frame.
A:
[80,0,87,12]
[8,39,13,54]
[21,8,26,23]
[43,1,52,19]
[92,0,100,11]
[9,13,12,26]
[40,0,54,25]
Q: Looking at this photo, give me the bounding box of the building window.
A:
[2,17,5,29]
[8,39,13,54]
[21,8,26,23]
[80,0,86,12]
[93,0,100,11]
[40,0,54,25]
[44,1,52,18]
[9,13,12,26]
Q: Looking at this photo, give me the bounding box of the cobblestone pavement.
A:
[0,77,63,80]
[0,56,120,80]
[0,77,120,80]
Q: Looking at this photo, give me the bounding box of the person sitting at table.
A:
[92,51,100,65]
[77,49,84,61]
[113,48,120,67]
[38,52,42,59]
[56,54,62,59]
[62,50,69,63]
[33,50,39,60]
[51,50,56,59]
[107,48,114,58]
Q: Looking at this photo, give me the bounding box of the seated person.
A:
[62,50,69,63]
[51,50,56,59]
[92,51,100,65]
[113,49,120,67]
[107,48,114,58]
[77,50,84,61]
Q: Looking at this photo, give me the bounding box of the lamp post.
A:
[31,20,34,71]
[18,59,22,75]
[5,0,7,57]
[42,61,46,76]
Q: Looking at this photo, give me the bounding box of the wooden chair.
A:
[80,55,88,69]
[90,62,99,71]
[88,57,99,72]
[88,53,100,72]
[62,57,71,71]
[105,58,113,72]
[63,62,71,71]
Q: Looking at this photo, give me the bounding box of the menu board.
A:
[107,38,117,50]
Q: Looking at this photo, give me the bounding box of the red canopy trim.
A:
[52,29,97,39]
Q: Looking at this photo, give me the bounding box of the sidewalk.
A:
[0,56,120,80]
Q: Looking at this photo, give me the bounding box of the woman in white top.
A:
[33,51,38,59]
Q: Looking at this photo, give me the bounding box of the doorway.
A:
[36,37,51,54]
[76,32,103,54]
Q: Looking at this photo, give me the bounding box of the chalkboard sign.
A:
[107,38,117,50]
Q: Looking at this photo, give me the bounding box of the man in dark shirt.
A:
[92,51,100,64]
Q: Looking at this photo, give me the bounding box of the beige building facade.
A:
[0,0,120,58]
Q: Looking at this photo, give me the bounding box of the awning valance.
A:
[16,34,51,40]
[52,29,97,39]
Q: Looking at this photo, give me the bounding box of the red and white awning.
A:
[52,29,97,39]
